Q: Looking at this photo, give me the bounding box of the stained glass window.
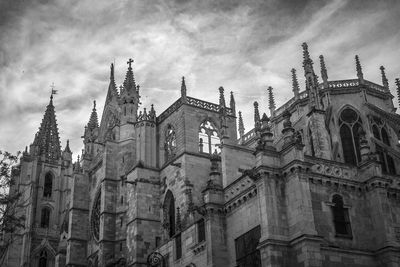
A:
[91,191,101,241]
[339,108,363,165]
[199,120,220,154]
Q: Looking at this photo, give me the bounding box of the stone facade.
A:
[4,44,400,267]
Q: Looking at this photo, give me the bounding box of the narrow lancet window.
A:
[164,124,177,162]
[43,173,53,198]
[41,208,51,228]
[332,194,352,236]
[339,108,363,165]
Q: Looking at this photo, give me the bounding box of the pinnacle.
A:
[106,63,118,102]
[219,86,226,107]
[123,58,136,93]
[87,100,99,131]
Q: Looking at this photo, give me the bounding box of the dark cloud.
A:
[1,0,400,157]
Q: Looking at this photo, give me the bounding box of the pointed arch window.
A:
[43,173,53,198]
[199,120,220,154]
[331,194,352,236]
[39,250,48,267]
[163,190,176,237]
[339,108,363,165]
[40,208,51,228]
[371,117,396,174]
[164,124,177,162]
[91,191,101,241]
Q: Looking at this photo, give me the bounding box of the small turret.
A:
[181,76,187,103]
[355,55,364,83]
[380,66,389,91]
[219,86,226,108]
[238,111,245,139]
[256,113,274,151]
[319,55,328,88]
[230,91,236,115]
[291,68,300,100]
[267,86,276,117]
[282,110,295,146]
[120,58,140,124]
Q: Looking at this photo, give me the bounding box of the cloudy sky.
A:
[1,0,400,157]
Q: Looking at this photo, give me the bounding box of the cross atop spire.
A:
[35,94,61,160]
[127,58,134,69]
[291,68,300,99]
[268,86,276,116]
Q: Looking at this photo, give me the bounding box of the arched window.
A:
[164,190,175,237]
[339,108,363,165]
[39,250,47,267]
[91,191,101,241]
[40,208,51,228]
[331,195,351,236]
[43,173,52,198]
[371,117,396,174]
[199,120,220,154]
[308,127,315,156]
[164,124,177,162]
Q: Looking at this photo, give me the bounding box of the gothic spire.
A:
[219,86,226,108]
[106,63,118,103]
[36,94,61,160]
[268,86,276,116]
[355,55,364,82]
[181,76,187,102]
[123,58,136,93]
[253,101,260,127]
[238,111,245,138]
[395,78,400,106]
[302,43,320,109]
[230,91,236,114]
[88,100,99,131]
[380,66,389,90]
[291,68,300,99]
[64,139,72,153]
[319,55,328,86]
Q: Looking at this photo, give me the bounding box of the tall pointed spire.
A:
[355,55,364,82]
[230,91,236,114]
[238,111,245,138]
[380,66,389,90]
[88,100,99,131]
[291,68,300,99]
[253,101,260,127]
[319,55,328,87]
[106,63,118,103]
[267,86,276,117]
[219,86,226,108]
[181,76,187,102]
[302,43,321,109]
[64,140,72,153]
[123,58,136,93]
[396,78,400,107]
[36,94,61,160]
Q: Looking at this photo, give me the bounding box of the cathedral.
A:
[3,43,400,267]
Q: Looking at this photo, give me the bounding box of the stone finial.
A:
[88,100,99,131]
[149,104,156,121]
[396,78,400,106]
[230,91,236,114]
[291,68,300,99]
[238,111,245,138]
[219,86,226,108]
[253,101,260,127]
[181,76,187,102]
[380,66,389,90]
[355,55,364,82]
[267,86,276,117]
[319,55,328,86]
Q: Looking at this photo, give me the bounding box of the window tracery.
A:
[91,191,101,241]
[339,108,363,165]
[164,124,177,162]
[199,120,220,154]
[370,116,396,174]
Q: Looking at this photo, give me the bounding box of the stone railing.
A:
[157,96,234,123]
[363,80,387,94]
[187,96,234,116]
[326,79,359,89]
[274,90,308,117]
[242,128,256,144]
